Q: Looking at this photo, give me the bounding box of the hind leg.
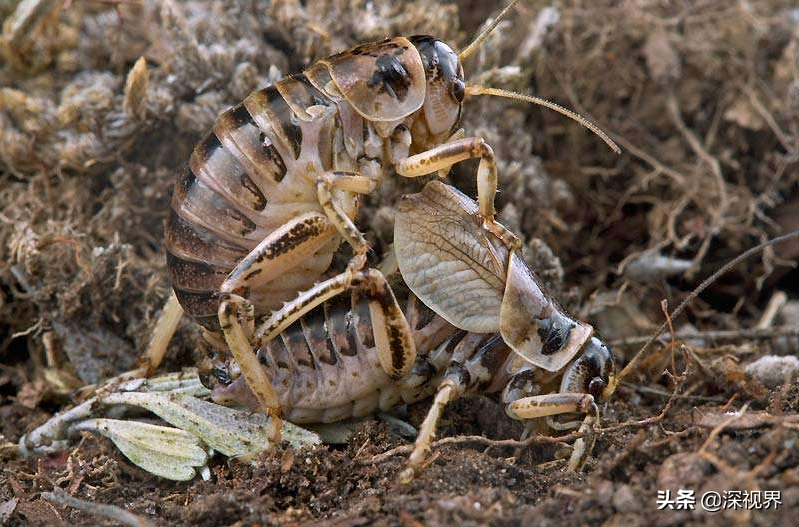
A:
[214,211,339,441]
[399,333,487,482]
[252,267,416,380]
[142,291,184,375]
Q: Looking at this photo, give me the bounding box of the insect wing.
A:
[321,37,425,122]
[395,181,505,332]
[396,182,593,373]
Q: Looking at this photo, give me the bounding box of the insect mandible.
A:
[149,0,619,443]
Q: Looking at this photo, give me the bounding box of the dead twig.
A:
[363,370,687,466]
[698,403,750,453]
[620,382,725,403]
[609,324,799,347]
[666,91,729,275]
[615,229,799,387]
[362,431,582,465]
[41,488,155,527]
[756,291,787,329]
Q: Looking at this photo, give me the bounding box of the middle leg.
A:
[396,137,520,253]
[216,211,339,438]
[316,171,376,272]
[505,392,600,471]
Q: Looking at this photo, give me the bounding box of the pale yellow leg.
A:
[215,212,342,441]
[396,137,519,249]
[399,381,459,484]
[142,291,184,375]
[400,333,485,482]
[223,211,336,292]
[317,171,376,273]
[218,294,282,444]
[253,268,416,380]
[506,392,600,471]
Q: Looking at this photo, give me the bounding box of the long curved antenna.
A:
[459,0,523,61]
[465,85,621,154]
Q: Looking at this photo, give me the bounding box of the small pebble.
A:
[745,355,799,388]
[612,484,638,512]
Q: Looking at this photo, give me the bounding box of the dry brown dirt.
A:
[1,1,798,525]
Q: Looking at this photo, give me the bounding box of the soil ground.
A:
[1,1,799,525]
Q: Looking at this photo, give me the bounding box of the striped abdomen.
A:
[213,289,515,424]
[213,289,453,423]
[165,73,348,330]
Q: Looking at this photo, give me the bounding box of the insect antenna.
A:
[464,85,621,154]
[459,0,523,61]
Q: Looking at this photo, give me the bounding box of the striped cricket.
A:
[150,0,618,451]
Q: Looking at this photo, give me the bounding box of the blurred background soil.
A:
[1,0,799,525]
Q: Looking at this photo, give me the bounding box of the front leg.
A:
[505,392,600,471]
[396,137,519,252]
[317,171,376,272]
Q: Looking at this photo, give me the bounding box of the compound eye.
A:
[588,376,606,398]
[451,79,465,103]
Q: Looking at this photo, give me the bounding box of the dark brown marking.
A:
[538,318,575,356]
[288,73,332,110]
[173,287,219,319]
[260,217,326,261]
[229,103,256,128]
[194,313,221,331]
[411,359,437,380]
[353,293,375,348]
[165,210,248,267]
[368,281,407,377]
[302,308,338,365]
[266,335,292,371]
[264,86,303,159]
[367,54,411,101]
[260,136,286,182]
[171,167,257,239]
[283,322,316,369]
[472,334,509,386]
[324,293,358,356]
[239,172,267,210]
[166,250,228,292]
[218,103,286,187]
[243,268,262,281]
[195,132,222,162]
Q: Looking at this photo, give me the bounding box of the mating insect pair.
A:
[147,0,619,476]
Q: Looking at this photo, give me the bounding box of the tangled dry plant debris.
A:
[2,0,799,525]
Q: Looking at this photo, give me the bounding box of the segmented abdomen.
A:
[165,74,339,330]
[225,290,512,424]
[216,289,456,423]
